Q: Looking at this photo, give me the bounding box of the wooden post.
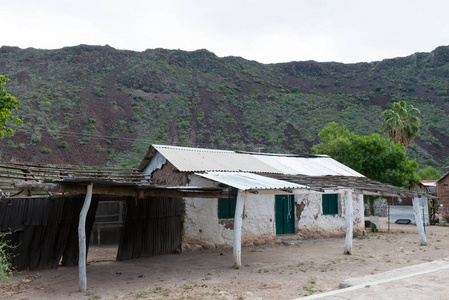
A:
[344,190,353,255]
[233,191,244,268]
[79,183,93,292]
[412,196,427,246]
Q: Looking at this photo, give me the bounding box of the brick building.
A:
[437,173,449,216]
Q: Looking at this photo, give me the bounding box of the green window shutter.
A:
[218,198,237,219]
[322,194,339,215]
[229,198,236,217]
[322,194,330,214]
[329,194,338,214]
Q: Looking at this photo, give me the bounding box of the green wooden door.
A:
[275,195,295,234]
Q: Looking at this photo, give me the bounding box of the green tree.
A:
[381,101,421,148]
[312,122,419,188]
[0,75,22,137]
[416,166,441,180]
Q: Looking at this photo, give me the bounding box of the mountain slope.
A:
[1,45,448,171]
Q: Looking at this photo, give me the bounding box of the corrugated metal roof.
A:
[420,180,437,187]
[152,145,281,173]
[145,145,364,177]
[195,172,309,191]
[251,155,364,177]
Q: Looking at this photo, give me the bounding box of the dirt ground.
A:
[2,218,449,300]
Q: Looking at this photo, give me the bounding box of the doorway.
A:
[275,195,295,234]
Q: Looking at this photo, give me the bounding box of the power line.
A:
[10,127,276,153]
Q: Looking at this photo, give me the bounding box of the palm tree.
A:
[381,101,421,148]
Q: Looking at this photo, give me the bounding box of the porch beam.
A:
[412,197,427,246]
[13,181,236,198]
[79,183,93,292]
[343,190,354,255]
[233,190,245,268]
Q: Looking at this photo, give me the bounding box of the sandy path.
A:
[2,219,448,299]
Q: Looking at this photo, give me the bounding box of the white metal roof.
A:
[151,145,281,173]
[144,144,364,177]
[420,180,437,187]
[195,172,309,191]
[251,155,364,177]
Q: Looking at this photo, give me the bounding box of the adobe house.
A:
[1,147,431,291]
[139,144,430,261]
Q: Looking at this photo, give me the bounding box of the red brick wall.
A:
[437,175,449,215]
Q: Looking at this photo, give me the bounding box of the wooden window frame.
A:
[322,194,339,215]
[218,197,237,219]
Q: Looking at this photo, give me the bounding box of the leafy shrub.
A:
[291,87,301,93]
[417,166,441,180]
[31,132,42,143]
[0,231,16,282]
[7,140,25,149]
[58,141,69,149]
[93,86,105,98]
[41,147,51,154]
[314,82,329,88]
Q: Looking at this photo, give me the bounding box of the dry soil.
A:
[2,218,449,300]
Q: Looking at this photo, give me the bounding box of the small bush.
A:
[58,141,69,149]
[0,231,16,282]
[41,147,51,154]
[31,132,42,143]
[93,87,105,98]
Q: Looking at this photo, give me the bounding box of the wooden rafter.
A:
[0,162,152,191]
[265,174,435,199]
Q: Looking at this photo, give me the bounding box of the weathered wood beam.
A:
[0,173,43,181]
[0,162,141,172]
[0,163,150,182]
[79,183,93,292]
[233,191,245,268]
[412,197,427,246]
[13,182,237,198]
[343,190,354,255]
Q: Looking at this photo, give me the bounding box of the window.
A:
[218,197,236,219]
[322,194,339,215]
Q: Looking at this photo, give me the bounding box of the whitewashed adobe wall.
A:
[182,175,365,250]
[182,176,276,250]
[295,193,365,238]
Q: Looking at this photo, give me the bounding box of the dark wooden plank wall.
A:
[117,197,182,260]
[0,196,99,271]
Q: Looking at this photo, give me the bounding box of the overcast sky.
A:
[3,0,449,64]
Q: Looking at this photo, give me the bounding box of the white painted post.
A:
[233,191,244,268]
[344,190,353,255]
[412,197,427,246]
[79,183,93,292]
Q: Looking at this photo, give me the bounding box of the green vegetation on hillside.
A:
[0,45,448,172]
